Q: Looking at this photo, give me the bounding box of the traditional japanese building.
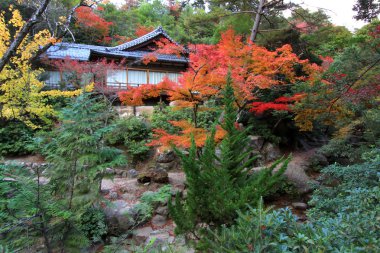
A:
[42,26,188,91]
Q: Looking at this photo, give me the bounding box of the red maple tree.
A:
[118,29,323,148]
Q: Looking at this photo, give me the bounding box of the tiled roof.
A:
[44,27,187,64]
[91,49,188,63]
[109,26,178,51]
[46,43,92,61]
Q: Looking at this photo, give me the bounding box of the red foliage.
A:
[45,57,124,90]
[135,24,154,37]
[75,6,113,43]
[148,121,226,150]
[250,102,290,115]
[119,29,323,148]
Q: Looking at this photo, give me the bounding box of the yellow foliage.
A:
[39,83,94,97]
[0,7,87,129]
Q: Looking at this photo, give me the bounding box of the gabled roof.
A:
[44,27,187,64]
[109,26,180,51]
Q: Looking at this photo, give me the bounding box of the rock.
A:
[114,169,124,176]
[109,191,118,200]
[146,231,170,248]
[155,206,169,217]
[137,168,169,184]
[156,151,176,163]
[105,167,115,175]
[121,171,128,178]
[151,214,167,227]
[137,173,151,184]
[261,142,282,162]
[156,161,176,171]
[103,200,137,235]
[127,169,138,178]
[133,226,153,245]
[248,135,264,150]
[121,193,136,202]
[292,202,308,210]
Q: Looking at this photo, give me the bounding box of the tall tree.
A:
[353,0,380,21]
[169,73,289,239]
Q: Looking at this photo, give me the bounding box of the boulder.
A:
[292,202,308,210]
[261,142,282,162]
[155,206,169,217]
[151,214,167,227]
[137,173,151,184]
[127,169,139,179]
[156,151,176,163]
[146,231,170,248]
[133,226,153,245]
[156,161,176,171]
[137,168,169,184]
[103,200,137,235]
[248,135,264,150]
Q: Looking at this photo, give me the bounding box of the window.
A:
[106,69,181,88]
[107,70,127,88]
[149,71,181,84]
[45,71,61,87]
[128,70,147,86]
[167,72,180,83]
[149,71,166,84]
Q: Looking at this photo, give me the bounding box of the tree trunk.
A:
[36,167,52,253]
[0,0,52,73]
[250,0,266,42]
[29,3,86,64]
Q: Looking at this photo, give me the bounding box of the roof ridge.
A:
[109,26,179,51]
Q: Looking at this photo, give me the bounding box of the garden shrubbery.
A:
[0,121,34,156]
[204,150,380,253]
[106,116,152,163]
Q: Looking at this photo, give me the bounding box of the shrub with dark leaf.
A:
[106,116,152,163]
[79,207,108,242]
[0,121,34,156]
[205,150,380,253]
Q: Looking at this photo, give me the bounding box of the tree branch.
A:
[0,0,52,73]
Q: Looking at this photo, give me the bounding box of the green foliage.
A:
[35,93,126,251]
[106,116,151,162]
[320,108,380,164]
[205,153,380,252]
[134,185,172,223]
[308,154,380,219]
[79,207,108,243]
[169,74,289,238]
[0,163,64,252]
[0,121,34,156]
[151,107,190,134]
[152,105,221,134]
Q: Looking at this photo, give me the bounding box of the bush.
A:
[151,105,221,134]
[308,154,380,219]
[0,121,34,156]
[79,207,108,242]
[206,152,380,252]
[106,116,152,162]
[134,185,172,223]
